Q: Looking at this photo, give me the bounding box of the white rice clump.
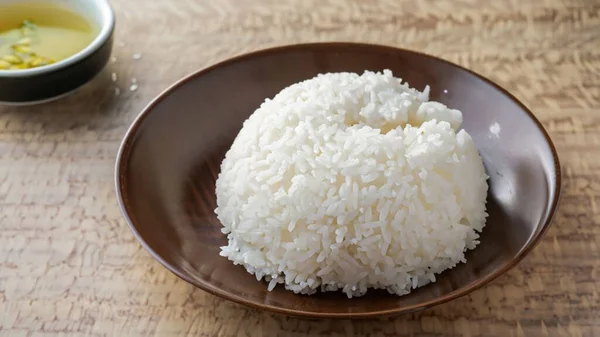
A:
[215,70,488,298]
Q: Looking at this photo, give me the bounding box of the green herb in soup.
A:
[0,3,97,70]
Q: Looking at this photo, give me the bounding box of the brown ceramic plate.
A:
[115,43,561,318]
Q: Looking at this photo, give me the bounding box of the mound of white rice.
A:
[215,70,488,298]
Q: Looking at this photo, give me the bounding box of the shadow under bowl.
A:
[115,43,561,318]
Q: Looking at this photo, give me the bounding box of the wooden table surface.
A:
[1,0,599,336]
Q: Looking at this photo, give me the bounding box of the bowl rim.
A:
[0,0,115,78]
[115,42,562,319]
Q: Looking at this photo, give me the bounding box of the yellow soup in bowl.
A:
[0,3,97,70]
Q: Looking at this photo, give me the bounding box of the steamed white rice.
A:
[215,69,488,298]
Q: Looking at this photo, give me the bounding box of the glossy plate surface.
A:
[116,43,561,318]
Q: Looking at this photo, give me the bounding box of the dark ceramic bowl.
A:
[115,43,561,318]
[0,0,114,105]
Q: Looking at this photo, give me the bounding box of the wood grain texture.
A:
[0,0,598,336]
